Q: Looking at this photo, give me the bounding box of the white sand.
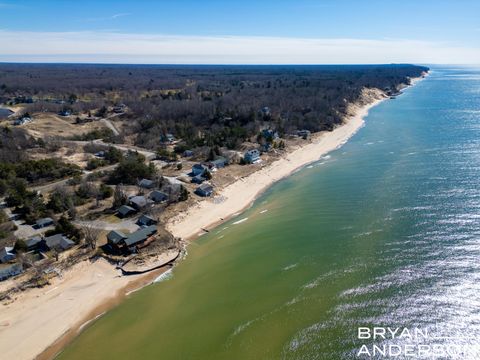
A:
[0,259,145,360]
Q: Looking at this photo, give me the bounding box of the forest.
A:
[0,64,428,151]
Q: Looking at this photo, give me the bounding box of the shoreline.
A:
[167,72,429,241]
[166,90,388,240]
[1,76,426,360]
[0,258,171,360]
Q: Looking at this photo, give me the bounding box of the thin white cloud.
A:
[111,13,130,19]
[83,13,131,22]
[0,30,478,64]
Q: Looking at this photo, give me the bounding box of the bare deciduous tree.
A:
[82,224,101,250]
[113,184,127,208]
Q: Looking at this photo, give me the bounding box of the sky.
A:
[0,0,479,64]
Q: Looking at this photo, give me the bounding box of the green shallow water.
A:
[59,67,480,359]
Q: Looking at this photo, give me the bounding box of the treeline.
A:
[0,64,428,150]
[0,158,81,185]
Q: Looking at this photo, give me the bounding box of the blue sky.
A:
[0,0,479,64]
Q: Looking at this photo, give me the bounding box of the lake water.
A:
[58,66,480,359]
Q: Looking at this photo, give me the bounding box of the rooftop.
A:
[124,225,157,247]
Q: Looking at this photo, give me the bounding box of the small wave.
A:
[153,269,173,283]
[78,312,106,333]
[232,319,256,337]
[302,270,337,289]
[283,263,297,271]
[232,218,248,225]
[285,296,302,306]
[259,209,268,214]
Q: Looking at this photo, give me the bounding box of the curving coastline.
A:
[1,75,426,360]
[166,89,388,240]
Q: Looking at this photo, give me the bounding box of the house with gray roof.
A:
[129,195,148,210]
[124,225,157,249]
[136,214,157,227]
[117,205,136,218]
[195,183,214,197]
[34,217,54,229]
[107,230,127,245]
[0,263,23,281]
[0,247,15,263]
[297,129,311,139]
[191,174,206,184]
[106,226,157,253]
[149,190,168,203]
[24,236,42,251]
[138,179,155,189]
[192,164,207,176]
[44,234,75,251]
[208,157,227,170]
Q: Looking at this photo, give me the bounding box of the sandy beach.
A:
[0,84,413,360]
[166,89,387,240]
[0,258,168,360]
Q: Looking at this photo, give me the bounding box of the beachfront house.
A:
[117,205,137,218]
[194,183,214,197]
[191,174,206,184]
[107,226,157,253]
[297,129,311,139]
[138,178,155,189]
[192,163,207,176]
[244,149,261,164]
[124,225,157,252]
[0,263,23,281]
[0,247,15,263]
[43,234,75,252]
[149,190,168,203]
[208,157,228,170]
[24,236,42,252]
[136,214,157,227]
[129,195,148,210]
[107,230,128,246]
[34,217,54,229]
